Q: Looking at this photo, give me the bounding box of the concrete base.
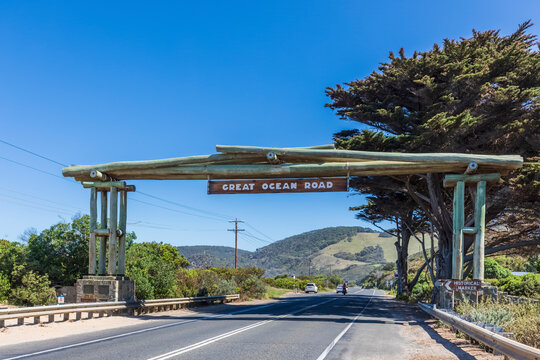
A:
[437,283,497,309]
[76,276,135,303]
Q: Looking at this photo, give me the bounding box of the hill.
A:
[177,226,431,282]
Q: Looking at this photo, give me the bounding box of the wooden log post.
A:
[99,191,108,275]
[89,188,97,275]
[474,181,487,281]
[108,187,118,275]
[117,190,127,276]
[452,181,465,280]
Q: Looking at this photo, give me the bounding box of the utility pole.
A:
[228,218,244,268]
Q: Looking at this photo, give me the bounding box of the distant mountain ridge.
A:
[177,226,389,281]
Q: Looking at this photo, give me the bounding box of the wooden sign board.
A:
[443,280,482,291]
[208,178,348,194]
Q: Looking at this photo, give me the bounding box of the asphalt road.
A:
[0,289,440,360]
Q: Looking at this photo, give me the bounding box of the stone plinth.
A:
[76,276,135,303]
[437,282,497,309]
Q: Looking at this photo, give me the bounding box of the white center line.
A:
[315,289,376,360]
[1,302,279,360]
[147,298,336,360]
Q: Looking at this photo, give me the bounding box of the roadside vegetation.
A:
[456,299,540,348]
[263,274,345,292]
[0,216,269,305]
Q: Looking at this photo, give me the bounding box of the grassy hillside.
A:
[177,226,432,282]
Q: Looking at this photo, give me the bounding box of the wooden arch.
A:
[63,145,523,282]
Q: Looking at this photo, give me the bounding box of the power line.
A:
[244,223,275,242]
[129,197,227,222]
[0,138,68,167]
[0,139,234,223]
[137,191,232,221]
[243,231,273,245]
[0,155,73,182]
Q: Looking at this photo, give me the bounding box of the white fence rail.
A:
[0,294,239,327]
[418,302,540,359]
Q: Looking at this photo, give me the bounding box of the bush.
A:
[9,265,55,306]
[484,258,512,279]
[456,299,540,348]
[0,272,10,301]
[497,273,540,298]
[240,275,266,299]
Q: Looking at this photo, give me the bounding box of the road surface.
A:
[0,289,482,360]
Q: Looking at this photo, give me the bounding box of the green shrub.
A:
[497,273,540,298]
[240,275,266,299]
[9,264,55,306]
[484,258,512,279]
[0,272,10,301]
[456,299,540,348]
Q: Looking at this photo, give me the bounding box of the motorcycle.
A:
[342,288,347,295]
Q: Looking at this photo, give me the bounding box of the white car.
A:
[305,283,318,293]
[336,285,344,293]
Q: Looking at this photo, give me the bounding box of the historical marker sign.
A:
[208,178,348,194]
[443,280,482,291]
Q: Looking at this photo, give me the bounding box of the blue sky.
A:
[0,1,537,250]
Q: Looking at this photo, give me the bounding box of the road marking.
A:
[315,289,375,360]
[147,298,336,360]
[1,302,279,360]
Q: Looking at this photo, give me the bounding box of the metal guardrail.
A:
[0,294,239,327]
[418,302,540,360]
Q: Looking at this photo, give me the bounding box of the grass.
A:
[456,298,540,348]
[263,286,290,299]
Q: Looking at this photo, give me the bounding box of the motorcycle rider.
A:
[342,282,348,295]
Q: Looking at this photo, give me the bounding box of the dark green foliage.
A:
[326,21,540,284]
[126,242,189,299]
[0,240,26,284]
[25,216,90,286]
[9,264,55,306]
[175,266,266,299]
[334,245,385,263]
[485,258,512,279]
[0,272,10,301]
[495,273,540,298]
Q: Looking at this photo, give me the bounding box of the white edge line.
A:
[1,302,278,360]
[315,289,375,360]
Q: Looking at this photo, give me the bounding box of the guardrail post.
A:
[88,311,93,319]
[76,312,81,320]
[63,313,69,321]
[0,319,4,328]
[33,316,40,325]
[48,314,55,323]
[17,318,24,325]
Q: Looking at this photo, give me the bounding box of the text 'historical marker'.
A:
[208,178,348,194]
[443,280,482,291]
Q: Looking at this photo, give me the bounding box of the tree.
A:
[326,21,540,280]
[126,242,189,299]
[25,215,137,286]
[9,264,56,306]
[0,239,27,284]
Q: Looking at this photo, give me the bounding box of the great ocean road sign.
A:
[208,178,348,194]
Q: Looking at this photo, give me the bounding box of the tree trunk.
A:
[395,216,411,295]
